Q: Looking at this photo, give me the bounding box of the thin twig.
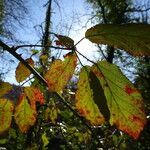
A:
[74,37,85,47]
[20,76,34,87]
[127,7,150,12]
[97,44,107,60]
[14,44,72,51]
[75,51,84,68]
[75,49,96,65]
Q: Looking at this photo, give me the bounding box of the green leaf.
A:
[14,94,37,133]
[44,52,77,92]
[91,61,147,139]
[55,34,74,48]
[42,132,49,147]
[0,81,12,98]
[0,99,14,134]
[75,66,105,125]
[45,106,60,124]
[85,24,150,56]
[15,58,34,83]
[0,138,8,144]
[31,49,39,55]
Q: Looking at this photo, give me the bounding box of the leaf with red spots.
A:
[91,61,147,139]
[24,86,45,110]
[14,94,37,133]
[55,34,74,48]
[125,85,137,94]
[15,58,34,83]
[0,81,12,98]
[85,24,150,56]
[0,99,14,134]
[75,66,105,125]
[44,52,77,92]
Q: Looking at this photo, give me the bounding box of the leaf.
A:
[0,138,8,144]
[42,132,49,147]
[31,49,39,55]
[55,34,74,48]
[91,61,147,139]
[15,58,34,83]
[85,24,150,56]
[24,86,45,110]
[0,81,12,98]
[75,66,105,125]
[39,54,48,65]
[44,52,77,92]
[45,106,60,124]
[0,99,14,134]
[14,94,37,133]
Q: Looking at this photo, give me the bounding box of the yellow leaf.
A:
[15,58,34,83]
[0,81,12,98]
[0,99,14,134]
[75,66,105,125]
[14,94,37,133]
[44,52,77,92]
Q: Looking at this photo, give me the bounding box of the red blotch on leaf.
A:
[55,40,63,46]
[130,115,146,126]
[33,89,45,105]
[125,85,137,95]
[17,94,25,105]
[78,108,87,116]
[93,70,104,78]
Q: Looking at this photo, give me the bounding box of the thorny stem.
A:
[0,40,92,131]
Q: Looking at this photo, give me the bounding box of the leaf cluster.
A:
[0,24,150,149]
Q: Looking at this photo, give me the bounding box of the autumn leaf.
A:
[55,34,74,48]
[91,61,147,139]
[15,58,34,83]
[85,24,150,56]
[0,81,12,98]
[44,52,77,92]
[75,66,105,125]
[0,99,14,134]
[39,53,48,65]
[24,86,45,110]
[14,94,37,133]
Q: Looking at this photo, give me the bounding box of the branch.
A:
[127,7,150,12]
[0,40,92,131]
[14,44,72,51]
[106,46,115,63]
[76,49,96,64]
[0,40,46,84]
[97,0,108,24]
[97,44,107,60]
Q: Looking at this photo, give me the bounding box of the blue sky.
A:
[14,0,91,43]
